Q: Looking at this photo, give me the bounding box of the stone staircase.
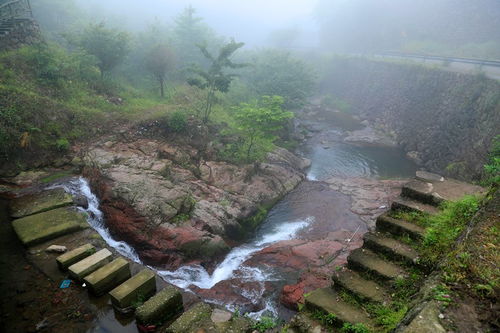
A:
[5,180,253,332]
[291,171,485,332]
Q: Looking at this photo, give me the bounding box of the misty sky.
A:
[77,0,319,47]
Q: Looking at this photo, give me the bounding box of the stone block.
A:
[109,269,156,309]
[56,244,95,270]
[136,286,183,324]
[68,248,112,281]
[83,258,130,296]
[10,188,74,218]
[12,207,88,246]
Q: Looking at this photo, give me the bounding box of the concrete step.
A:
[363,232,419,266]
[83,258,130,296]
[109,269,156,310]
[391,197,439,215]
[376,213,425,241]
[304,287,374,329]
[136,286,183,324]
[56,243,95,270]
[348,248,407,282]
[332,269,389,304]
[402,180,443,206]
[12,207,89,247]
[10,188,74,218]
[68,248,112,281]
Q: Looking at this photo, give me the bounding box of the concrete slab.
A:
[56,243,96,270]
[68,248,112,281]
[109,269,156,309]
[136,286,183,324]
[84,258,130,296]
[12,207,89,246]
[10,188,73,218]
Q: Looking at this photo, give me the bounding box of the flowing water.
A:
[55,110,418,324]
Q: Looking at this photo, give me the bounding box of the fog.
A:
[75,0,319,47]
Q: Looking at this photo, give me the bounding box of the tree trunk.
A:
[160,78,165,98]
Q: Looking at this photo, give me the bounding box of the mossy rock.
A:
[12,207,88,246]
[10,188,73,218]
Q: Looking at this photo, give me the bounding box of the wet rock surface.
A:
[82,138,308,269]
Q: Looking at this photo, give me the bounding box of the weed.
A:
[311,309,338,327]
[251,316,280,332]
[432,285,452,305]
[340,323,371,333]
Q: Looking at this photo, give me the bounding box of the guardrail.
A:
[0,0,32,22]
[377,51,500,68]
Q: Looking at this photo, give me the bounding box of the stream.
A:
[61,109,418,324]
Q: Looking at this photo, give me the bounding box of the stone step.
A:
[402,180,443,206]
[83,258,131,296]
[376,214,425,241]
[12,207,89,246]
[348,248,407,282]
[136,286,183,324]
[68,248,112,281]
[109,269,156,310]
[304,287,374,329]
[56,243,96,270]
[10,188,74,218]
[363,232,419,266]
[391,197,439,215]
[332,269,389,304]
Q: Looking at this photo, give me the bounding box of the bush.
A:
[483,135,500,186]
[168,111,188,133]
[55,138,70,151]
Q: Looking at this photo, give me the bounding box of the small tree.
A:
[187,39,246,123]
[145,44,174,98]
[79,23,130,79]
[234,96,294,162]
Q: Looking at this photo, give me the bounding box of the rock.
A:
[400,301,446,333]
[12,207,89,246]
[10,188,74,218]
[45,245,67,253]
[83,138,306,269]
[73,194,89,209]
[109,269,156,309]
[211,309,232,323]
[416,171,445,183]
[406,151,423,165]
[6,170,49,187]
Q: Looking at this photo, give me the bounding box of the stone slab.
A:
[136,286,183,324]
[83,258,130,296]
[68,248,112,281]
[305,288,373,328]
[376,214,425,241]
[415,171,444,183]
[348,248,406,281]
[10,188,73,218]
[332,269,388,303]
[109,269,156,309]
[56,243,96,270]
[12,207,89,247]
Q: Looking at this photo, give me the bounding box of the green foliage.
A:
[340,323,371,333]
[321,95,352,113]
[75,23,130,78]
[242,49,316,109]
[432,285,453,305]
[188,39,246,123]
[55,138,70,151]
[366,303,407,332]
[232,95,294,162]
[251,316,280,332]
[483,135,500,186]
[167,111,188,133]
[311,309,338,327]
[420,196,480,264]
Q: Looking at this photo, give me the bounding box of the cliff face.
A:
[321,57,500,181]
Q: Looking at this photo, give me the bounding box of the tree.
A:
[233,96,294,162]
[144,44,174,98]
[78,23,130,79]
[243,49,316,109]
[188,39,246,123]
[172,5,219,70]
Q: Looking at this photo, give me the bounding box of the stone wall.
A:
[321,57,500,181]
[0,19,40,51]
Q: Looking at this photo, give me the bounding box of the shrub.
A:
[168,111,188,133]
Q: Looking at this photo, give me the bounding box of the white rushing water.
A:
[52,176,312,317]
[50,177,141,263]
[157,217,313,290]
